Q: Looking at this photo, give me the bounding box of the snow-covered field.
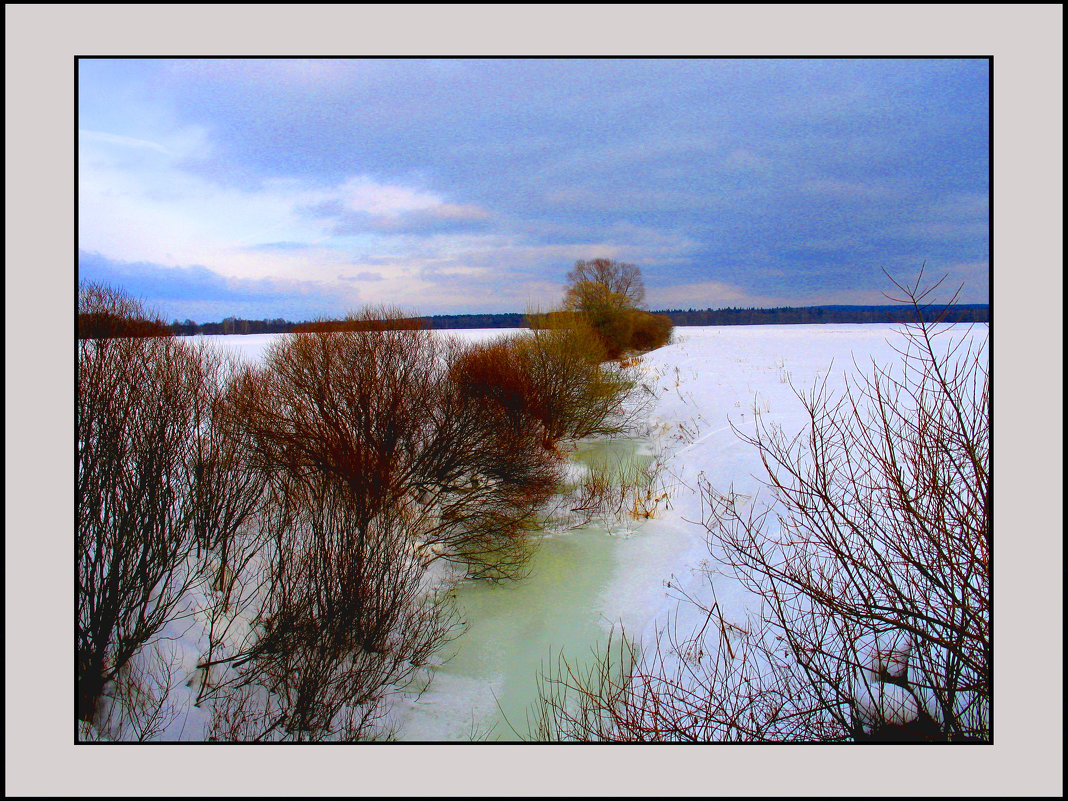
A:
[620,323,991,652]
[191,327,519,366]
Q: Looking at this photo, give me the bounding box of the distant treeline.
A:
[155,305,988,337]
[165,317,298,336]
[656,304,990,326]
[163,313,528,336]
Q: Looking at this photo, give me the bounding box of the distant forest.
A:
[162,305,989,336]
[656,303,990,326]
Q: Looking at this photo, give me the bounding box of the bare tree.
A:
[533,270,990,742]
[560,259,673,358]
[565,258,646,311]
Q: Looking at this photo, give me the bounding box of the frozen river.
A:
[389,436,672,741]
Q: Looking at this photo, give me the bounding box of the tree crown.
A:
[564,259,645,312]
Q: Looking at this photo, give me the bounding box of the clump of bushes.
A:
[519,311,639,441]
[290,315,425,334]
[78,288,640,740]
[77,282,264,728]
[627,310,673,353]
[449,337,549,437]
[78,280,172,339]
[558,258,673,358]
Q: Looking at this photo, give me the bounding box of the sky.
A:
[77,58,990,322]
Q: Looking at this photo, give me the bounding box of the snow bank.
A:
[622,324,988,687]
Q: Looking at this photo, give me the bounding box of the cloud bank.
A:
[78,58,989,321]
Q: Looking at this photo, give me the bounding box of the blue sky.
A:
[78,58,990,322]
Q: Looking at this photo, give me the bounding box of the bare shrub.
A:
[233,307,440,515]
[184,310,464,739]
[444,319,653,565]
[560,460,627,529]
[628,309,674,353]
[412,336,564,580]
[448,336,549,439]
[704,273,990,742]
[530,629,638,741]
[77,284,271,734]
[559,446,672,531]
[531,607,824,742]
[189,351,270,566]
[234,308,562,581]
[78,280,172,339]
[533,271,990,742]
[201,477,459,741]
[88,640,190,742]
[186,357,275,708]
[521,312,640,442]
[77,285,207,724]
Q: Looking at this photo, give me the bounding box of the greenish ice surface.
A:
[392,437,657,741]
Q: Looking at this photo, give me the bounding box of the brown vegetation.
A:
[78,281,172,339]
[201,481,458,740]
[77,283,643,740]
[466,313,641,446]
[558,258,674,357]
[290,314,426,334]
[627,309,673,352]
[77,284,210,722]
[233,309,566,582]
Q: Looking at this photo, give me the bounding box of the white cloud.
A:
[79,127,506,300]
[333,176,443,216]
